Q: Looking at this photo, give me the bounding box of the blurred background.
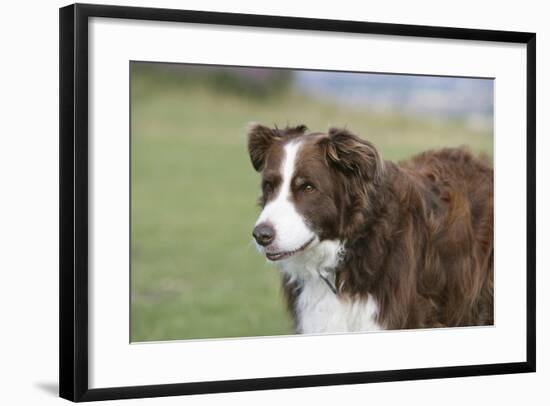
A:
[130,62,493,342]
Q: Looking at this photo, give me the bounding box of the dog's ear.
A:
[247,124,279,172]
[319,128,384,237]
[320,127,384,183]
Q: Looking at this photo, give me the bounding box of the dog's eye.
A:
[262,181,273,194]
[303,183,315,193]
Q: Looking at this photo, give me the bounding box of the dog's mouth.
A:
[265,237,315,262]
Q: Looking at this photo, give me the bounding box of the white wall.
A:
[0,0,547,404]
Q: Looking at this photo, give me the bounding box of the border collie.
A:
[248,124,493,334]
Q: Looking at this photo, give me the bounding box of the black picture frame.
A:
[59,3,536,402]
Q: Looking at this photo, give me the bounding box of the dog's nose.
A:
[253,223,275,246]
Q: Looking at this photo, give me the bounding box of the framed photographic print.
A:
[59,3,536,402]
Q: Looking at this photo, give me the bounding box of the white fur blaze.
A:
[255,141,314,254]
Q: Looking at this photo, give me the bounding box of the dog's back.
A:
[402,148,494,326]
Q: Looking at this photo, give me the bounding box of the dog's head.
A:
[248,124,384,268]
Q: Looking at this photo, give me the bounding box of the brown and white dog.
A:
[248,124,493,334]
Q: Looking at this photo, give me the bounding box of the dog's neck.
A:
[278,239,344,286]
[278,240,382,334]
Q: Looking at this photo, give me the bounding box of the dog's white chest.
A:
[295,279,382,334]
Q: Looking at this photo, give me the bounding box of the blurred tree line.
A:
[132,62,294,98]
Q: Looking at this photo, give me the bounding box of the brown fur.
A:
[248,124,493,330]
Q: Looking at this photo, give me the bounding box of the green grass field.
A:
[130,65,493,342]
